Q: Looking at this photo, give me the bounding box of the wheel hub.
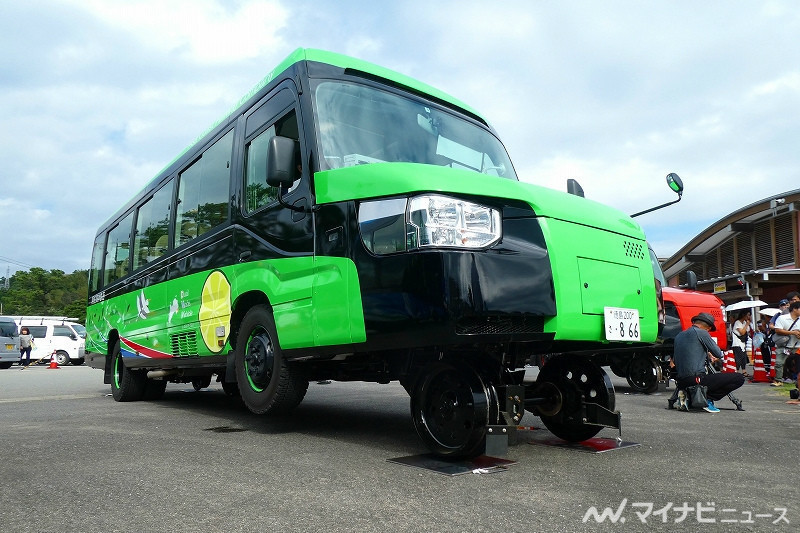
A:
[244,330,274,391]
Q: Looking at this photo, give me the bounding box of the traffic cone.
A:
[722,350,737,373]
[750,350,769,383]
[48,351,59,369]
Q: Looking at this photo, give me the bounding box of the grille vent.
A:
[456,316,544,335]
[171,331,198,357]
[622,240,645,260]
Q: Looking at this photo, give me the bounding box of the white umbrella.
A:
[724,299,768,312]
[758,307,781,317]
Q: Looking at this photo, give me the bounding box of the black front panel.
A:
[315,200,556,351]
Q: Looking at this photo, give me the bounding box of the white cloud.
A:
[63,0,288,63]
[749,71,800,97]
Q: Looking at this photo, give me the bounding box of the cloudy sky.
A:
[1,0,798,277]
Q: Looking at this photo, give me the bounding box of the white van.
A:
[5,316,86,366]
[0,317,19,369]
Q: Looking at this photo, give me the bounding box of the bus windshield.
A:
[313,81,517,180]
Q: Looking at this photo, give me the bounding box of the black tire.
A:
[192,376,212,391]
[72,358,85,366]
[0,362,12,369]
[55,351,70,366]
[143,378,167,400]
[235,305,307,414]
[410,362,498,458]
[625,354,660,394]
[537,356,615,442]
[110,341,145,402]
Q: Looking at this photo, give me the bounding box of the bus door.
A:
[239,85,318,346]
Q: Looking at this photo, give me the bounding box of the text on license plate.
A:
[5,344,13,350]
[604,307,640,341]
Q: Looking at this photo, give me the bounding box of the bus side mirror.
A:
[267,136,297,188]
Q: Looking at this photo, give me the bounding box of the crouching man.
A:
[673,312,745,412]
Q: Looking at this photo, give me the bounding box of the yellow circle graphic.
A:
[198,270,231,353]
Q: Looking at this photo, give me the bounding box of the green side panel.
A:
[232,257,314,349]
[311,257,367,346]
[231,256,365,350]
[314,163,645,239]
[577,258,644,314]
[87,256,367,356]
[539,217,658,343]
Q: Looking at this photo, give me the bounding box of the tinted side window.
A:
[89,233,105,292]
[27,326,47,338]
[174,130,233,247]
[133,179,173,270]
[53,326,73,337]
[245,124,277,212]
[0,321,17,337]
[245,110,299,213]
[104,211,134,285]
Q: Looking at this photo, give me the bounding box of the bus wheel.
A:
[111,341,145,402]
[55,351,71,366]
[625,354,661,394]
[235,305,308,414]
[192,376,212,391]
[410,362,498,458]
[143,379,167,401]
[536,355,614,442]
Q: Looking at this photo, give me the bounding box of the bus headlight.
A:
[357,194,502,255]
[407,194,501,250]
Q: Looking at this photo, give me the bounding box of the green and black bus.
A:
[87,48,663,457]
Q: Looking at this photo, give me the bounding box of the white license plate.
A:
[604,307,641,341]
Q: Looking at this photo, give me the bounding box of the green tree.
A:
[0,268,87,322]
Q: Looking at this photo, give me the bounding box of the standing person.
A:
[768,299,790,386]
[731,310,752,376]
[19,326,33,367]
[773,301,800,383]
[673,313,745,412]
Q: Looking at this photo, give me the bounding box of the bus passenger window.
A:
[89,233,105,291]
[104,211,133,284]
[132,179,173,270]
[174,130,233,247]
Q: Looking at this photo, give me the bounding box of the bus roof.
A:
[97,48,486,235]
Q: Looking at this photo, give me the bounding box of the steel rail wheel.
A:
[536,355,615,442]
[625,353,661,394]
[234,305,307,415]
[410,362,497,458]
[192,376,212,391]
[110,340,145,402]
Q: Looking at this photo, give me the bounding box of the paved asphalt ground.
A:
[1,362,798,533]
